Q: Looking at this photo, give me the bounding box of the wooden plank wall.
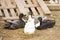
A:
[0,0,20,21]
[15,0,46,17]
[0,0,60,21]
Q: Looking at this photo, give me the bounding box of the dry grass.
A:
[0,11,60,40]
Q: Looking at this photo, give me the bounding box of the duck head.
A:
[38,17,42,25]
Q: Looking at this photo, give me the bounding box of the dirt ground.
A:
[0,11,60,40]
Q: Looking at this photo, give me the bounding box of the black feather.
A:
[36,17,56,30]
[4,13,26,29]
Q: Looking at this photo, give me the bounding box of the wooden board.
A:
[27,0,38,16]
[0,0,19,21]
[1,0,10,21]
[32,0,44,17]
[16,8,20,15]
[15,0,29,14]
[6,0,16,17]
[2,17,19,20]
[0,0,54,21]
[0,0,16,9]
[37,0,51,14]
[10,9,16,17]
[25,4,39,8]
[47,4,60,6]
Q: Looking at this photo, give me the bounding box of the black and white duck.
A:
[35,17,55,30]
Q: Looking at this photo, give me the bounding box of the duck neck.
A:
[40,20,42,25]
[38,17,42,25]
[19,18,23,22]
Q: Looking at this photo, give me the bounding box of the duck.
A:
[4,13,26,29]
[24,15,35,34]
[35,16,47,27]
[35,17,55,30]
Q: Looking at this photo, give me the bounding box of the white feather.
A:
[35,22,40,28]
[24,15,35,34]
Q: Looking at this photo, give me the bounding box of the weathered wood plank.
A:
[15,0,29,14]
[27,0,38,16]
[32,0,44,17]
[47,4,60,6]
[6,0,16,17]
[24,0,39,7]
[11,0,16,6]
[3,9,11,21]
[2,17,19,20]
[5,0,12,6]
[37,7,45,17]
[1,0,10,18]
[1,0,5,6]
[3,9,10,17]
[0,0,16,9]
[16,8,20,15]
[0,6,16,9]
[37,0,51,14]
[24,4,39,8]
[32,0,38,5]
[10,9,16,17]
[0,0,53,21]
[0,0,11,21]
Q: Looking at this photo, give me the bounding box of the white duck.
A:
[24,15,35,34]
